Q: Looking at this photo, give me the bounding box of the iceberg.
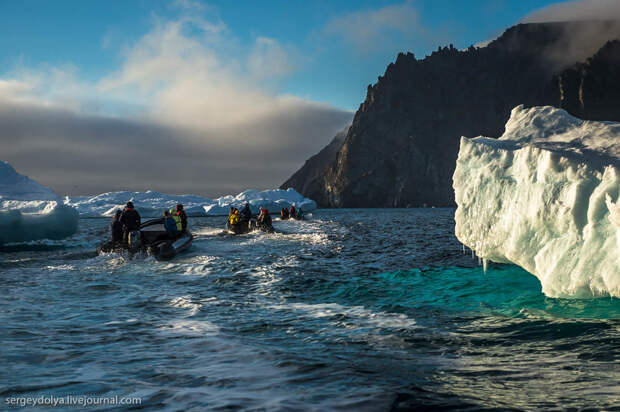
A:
[64,188,316,217]
[0,161,78,244]
[453,105,620,298]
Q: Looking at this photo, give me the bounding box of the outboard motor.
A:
[157,243,175,260]
[249,218,257,231]
[128,230,142,253]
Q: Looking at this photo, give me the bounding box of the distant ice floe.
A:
[64,188,317,217]
[0,161,78,244]
[454,105,620,298]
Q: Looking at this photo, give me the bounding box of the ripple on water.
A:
[0,210,618,411]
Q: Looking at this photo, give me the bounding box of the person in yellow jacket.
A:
[228,209,240,225]
[169,208,183,232]
[175,204,188,233]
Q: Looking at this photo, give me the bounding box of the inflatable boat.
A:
[226,219,252,235]
[98,218,193,260]
[250,219,275,233]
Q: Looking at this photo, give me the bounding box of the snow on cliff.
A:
[454,105,620,298]
[0,161,78,244]
[64,188,317,217]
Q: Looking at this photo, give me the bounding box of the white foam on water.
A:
[104,318,140,326]
[150,255,221,276]
[45,264,76,271]
[271,302,417,330]
[160,320,220,336]
[192,227,227,237]
[169,296,203,316]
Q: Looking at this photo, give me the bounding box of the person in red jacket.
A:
[258,208,272,226]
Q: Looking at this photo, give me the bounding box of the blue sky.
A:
[0,0,594,195]
[0,0,566,110]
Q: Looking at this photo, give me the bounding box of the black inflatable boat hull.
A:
[98,217,192,260]
[149,232,193,260]
[227,221,251,235]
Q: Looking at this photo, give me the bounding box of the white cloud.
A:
[520,0,620,68]
[172,0,207,13]
[0,9,352,195]
[248,36,296,80]
[522,0,620,22]
[323,1,427,54]
[0,79,34,102]
[96,13,309,130]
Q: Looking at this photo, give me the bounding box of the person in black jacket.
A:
[120,201,141,241]
[240,203,252,222]
[175,204,188,233]
[110,209,123,244]
[258,208,272,226]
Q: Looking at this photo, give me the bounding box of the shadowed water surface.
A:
[1,209,618,411]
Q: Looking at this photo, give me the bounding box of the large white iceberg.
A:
[0,161,78,244]
[454,105,620,298]
[64,188,316,217]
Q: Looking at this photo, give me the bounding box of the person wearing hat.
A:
[120,201,141,242]
[258,207,272,226]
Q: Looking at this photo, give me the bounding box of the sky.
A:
[0,0,614,196]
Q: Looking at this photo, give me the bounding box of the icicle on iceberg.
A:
[453,105,620,298]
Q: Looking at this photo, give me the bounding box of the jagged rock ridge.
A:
[282,21,620,207]
[281,126,349,207]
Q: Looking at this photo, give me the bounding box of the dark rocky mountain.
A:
[281,126,348,206]
[555,39,620,121]
[282,22,620,207]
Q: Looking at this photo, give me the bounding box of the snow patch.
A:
[453,105,620,298]
[0,161,78,244]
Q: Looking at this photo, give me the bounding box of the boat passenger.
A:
[163,210,178,238]
[120,201,141,240]
[229,209,241,225]
[281,208,289,219]
[259,208,272,226]
[110,209,123,243]
[289,205,296,219]
[176,204,188,232]
[240,203,252,221]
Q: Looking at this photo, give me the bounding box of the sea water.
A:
[1,209,618,410]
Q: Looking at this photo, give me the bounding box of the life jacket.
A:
[229,213,240,225]
[170,209,183,231]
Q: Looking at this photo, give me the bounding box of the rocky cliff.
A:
[555,39,620,121]
[281,126,348,207]
[282,22,620,207]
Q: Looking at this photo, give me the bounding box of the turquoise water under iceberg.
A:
[1,209,618,410]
